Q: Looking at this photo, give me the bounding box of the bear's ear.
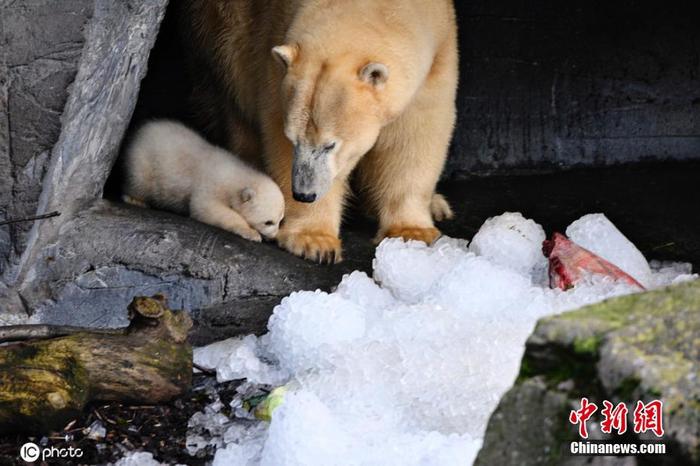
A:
[240,187,256,204]
[272,44,297,70]
[360,62,389,88]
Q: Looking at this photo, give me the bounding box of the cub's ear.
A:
[272,44,298,70]
[359,62,389,88]
[240,187,256,204]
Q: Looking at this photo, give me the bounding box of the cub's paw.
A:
[122,194,148,208]
[236,228,262,243]
[379,225,441,245]
[430,193,454,222]
[277,230,343,264]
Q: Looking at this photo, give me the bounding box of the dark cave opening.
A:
[106,0,700,268]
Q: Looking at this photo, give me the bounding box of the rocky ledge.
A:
[476,280,700,466]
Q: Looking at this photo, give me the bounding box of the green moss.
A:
[556,280,700,331]
[0,343,39,369]
[573,335,603,356]
[516,357,534,382]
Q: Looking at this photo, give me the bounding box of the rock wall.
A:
[0,0,168,305]
[476,280,700,465]
[446,0,700,176]
[0,0,93,274]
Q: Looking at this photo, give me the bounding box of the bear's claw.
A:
[277,230,343,264]
[380,226,441,245]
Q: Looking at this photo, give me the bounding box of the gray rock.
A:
[0,0,93,273]
[476,280,700,465]
[21,200,374,343]
[11,0,168,292]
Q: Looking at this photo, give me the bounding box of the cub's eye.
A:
[265,221,275,226]
[323,142,336,152]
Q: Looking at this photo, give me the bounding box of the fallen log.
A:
[0,295,193,434]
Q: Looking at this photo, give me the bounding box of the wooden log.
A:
[0,295,192,434]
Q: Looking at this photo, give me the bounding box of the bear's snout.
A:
[293,191,317,203]
[292,144,333,203]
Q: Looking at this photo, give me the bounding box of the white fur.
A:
[123,120,285,242]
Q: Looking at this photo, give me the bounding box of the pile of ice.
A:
[192,213,696,466]
[110,452,185,466]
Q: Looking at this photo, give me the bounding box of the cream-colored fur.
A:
[123,120,285,242]
[179,0,458,262]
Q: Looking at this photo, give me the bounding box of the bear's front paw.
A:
[379,225,441,245]
[236,228,262,243]
[277,230,343,264]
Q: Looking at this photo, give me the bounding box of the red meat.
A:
[542,232,645,291]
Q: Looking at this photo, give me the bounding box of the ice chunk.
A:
[194,335,286,385]
[186,405,229,456]
[260,390,352,466]
[195,335,286,385]
[214,441,264,466]
[85,420,106,440]
[266,290,366,372]
[649,260,698,288]
[566,214,652,287]
[112,452,179,466]
[194,337,247,373]
[334,271,397,313]
[469,212,547,277]
[430,254,532,321]
[374,237,472,303]
[212,422,267,466]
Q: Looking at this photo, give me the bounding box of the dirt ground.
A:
[0,375,235,466]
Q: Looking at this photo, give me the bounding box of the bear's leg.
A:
[358,76,457,245]
[276,180,346,264]
[263,131,346,263]
[190,195,262,243]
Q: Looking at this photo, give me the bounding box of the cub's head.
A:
[233,181,285,239]
[272,44,393,203]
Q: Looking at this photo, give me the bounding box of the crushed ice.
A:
[191,212,696,465]
[110,451,186,466]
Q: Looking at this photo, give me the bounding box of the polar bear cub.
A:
[123,120,284,242]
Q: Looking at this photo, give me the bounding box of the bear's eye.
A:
[323,142,336,152]
[265,221,275,226]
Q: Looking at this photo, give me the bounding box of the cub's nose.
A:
[293,191,317,203]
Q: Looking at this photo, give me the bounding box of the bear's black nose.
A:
[293,191,317,203]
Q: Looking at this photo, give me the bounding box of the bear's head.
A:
[272,44,392,203]
[233,182,285,240]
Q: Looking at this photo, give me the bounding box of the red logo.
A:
[633,400,664,437]
[569,397,598,439]
[601,401,628,435]
[569,398,664,438]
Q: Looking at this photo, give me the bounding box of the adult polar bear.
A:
[179,0,458,263]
